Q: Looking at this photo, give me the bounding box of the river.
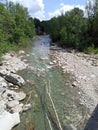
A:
[13,35,89,130]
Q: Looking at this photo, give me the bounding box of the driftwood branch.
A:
[46,81,63,130]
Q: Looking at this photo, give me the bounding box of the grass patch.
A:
[0,42,17,55]
[0,38,33,58]
[83,44,98,54]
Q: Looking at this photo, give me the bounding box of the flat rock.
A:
[2,90,26,101]
[14,91,26,101]
[0,111,20,130]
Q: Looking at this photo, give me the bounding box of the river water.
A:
[13,35,89,130]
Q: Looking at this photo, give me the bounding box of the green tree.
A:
[0,1,35,54]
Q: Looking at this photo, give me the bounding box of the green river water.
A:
[13,35,89,130]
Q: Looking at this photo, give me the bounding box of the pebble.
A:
[52,49,98,113]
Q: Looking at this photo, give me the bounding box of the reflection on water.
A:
[13,35,89,130]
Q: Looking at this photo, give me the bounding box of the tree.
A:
[0,1,35,48]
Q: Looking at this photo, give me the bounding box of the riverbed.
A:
[12,35,90,130]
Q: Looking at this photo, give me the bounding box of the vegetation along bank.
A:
[35,0,98,53]
[0,1,35,55]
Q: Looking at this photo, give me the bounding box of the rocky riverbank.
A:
[0,51,31,130]
[50,46,98,113]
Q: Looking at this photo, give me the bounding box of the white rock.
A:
[0,77,8,87]
[70,124,77,130]
[49,62,54,65]
[72,81,77,87]
[15,91,26,101]
[0,100,6,114]
[2,90,26,101]
[90,74,96,78]
[23,104,32,112]
[7,100,19,108]
[2,90,16,100]
[11,103,23,113]
[0,111,20,130]
[19,50,25,54]
[0,69,10,76]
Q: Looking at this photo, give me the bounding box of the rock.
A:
[0,69,25,86]
[53,60,57,63]
[65,115,70,120]
[5,73,25,86]
[0,69,10,77]
[0,77,8,88]
[70,124,77,130]
[0,100,6,114]
[8,83,19,90]
[15,91,26,101]
[0,88,6,94]
[22,104,32,112]
[72,81,77,87]
[49,62,54,65]
[0,88,6,100]
[40,57,48,60]
[61,92,65,96]
[0,62,3,66]
[19,50,25,54]
[7,100,19,108]
[90,74,96,78]
[2,53,28,72]
[2,90,26,101]
[23,59,28,62]
[2,90,16,101]
[0,111,20,130]
[46,65,52,69]
[9,85,19,90]
[26,79,35,85]
[11,103,23,113]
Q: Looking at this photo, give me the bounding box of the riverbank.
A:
[50,46,98,113]
[0,51,30,130]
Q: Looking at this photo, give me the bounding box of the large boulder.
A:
[0,69,25,86]
[0,111,20,130]
[4,73,25,87]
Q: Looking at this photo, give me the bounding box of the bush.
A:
[83,44,98,54]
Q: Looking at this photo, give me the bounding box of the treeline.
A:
[0,1,35,54]
[37,0,98,53]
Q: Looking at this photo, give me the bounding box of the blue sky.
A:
[44,0,87,11]
[8,0,87,20]
[44,0,87,20]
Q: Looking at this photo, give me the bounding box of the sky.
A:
[7,0,88,20]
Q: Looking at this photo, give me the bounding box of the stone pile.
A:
[50,48,98,113]
[0,52,31,130]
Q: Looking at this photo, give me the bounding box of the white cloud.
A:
[7,0,45,20]
[48,3,85,19]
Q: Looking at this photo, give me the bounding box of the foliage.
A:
[0,1,35,55]
[39,1,98,53]
[84,44,98,54]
